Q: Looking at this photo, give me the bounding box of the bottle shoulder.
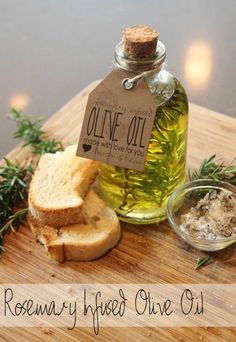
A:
[146,70,188,108]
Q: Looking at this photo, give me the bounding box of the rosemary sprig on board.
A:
[0,159,34,251]
[189,155,236,185]
[0,208,29,252]
[195,256,211,269]
[0,109,64,251]
[9,108,64,154]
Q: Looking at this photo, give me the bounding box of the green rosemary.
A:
[189,155,236,185]
[9,108,64,154]
[195,256,211,269]
[0,159,34,251]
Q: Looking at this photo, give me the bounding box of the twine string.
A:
[122,63,164,90]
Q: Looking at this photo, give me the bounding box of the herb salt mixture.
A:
[180,190,236,240]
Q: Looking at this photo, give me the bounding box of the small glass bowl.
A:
[167,179,236,251]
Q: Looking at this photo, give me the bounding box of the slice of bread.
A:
[28,189,121,262]
[28,145,98,226]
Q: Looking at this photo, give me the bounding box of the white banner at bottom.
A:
[0,284,235,335]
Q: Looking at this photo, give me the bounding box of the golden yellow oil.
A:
[99,73,188,224]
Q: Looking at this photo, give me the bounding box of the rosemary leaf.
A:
[195,256,211,269]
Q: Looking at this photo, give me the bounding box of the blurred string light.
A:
[184,41,212,89]
[9,93,30,110]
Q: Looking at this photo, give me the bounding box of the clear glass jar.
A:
[99,40,188,224]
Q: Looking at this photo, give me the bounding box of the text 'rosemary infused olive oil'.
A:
[77,25,188,224]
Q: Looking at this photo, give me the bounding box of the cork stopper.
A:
[123,25,158,59]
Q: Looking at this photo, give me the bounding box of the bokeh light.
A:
[9,93,30,110]
[184,41,212,89]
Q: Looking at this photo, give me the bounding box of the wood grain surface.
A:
[1,81,236,341]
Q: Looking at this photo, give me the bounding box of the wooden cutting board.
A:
[1,80,236,341]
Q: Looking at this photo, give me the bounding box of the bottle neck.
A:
[115,40,166,73]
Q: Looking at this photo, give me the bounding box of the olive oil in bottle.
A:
[99,25,188,224]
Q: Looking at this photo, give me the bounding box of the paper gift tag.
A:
[76,68,156,171]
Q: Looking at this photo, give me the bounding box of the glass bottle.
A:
[99,27,188,224]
